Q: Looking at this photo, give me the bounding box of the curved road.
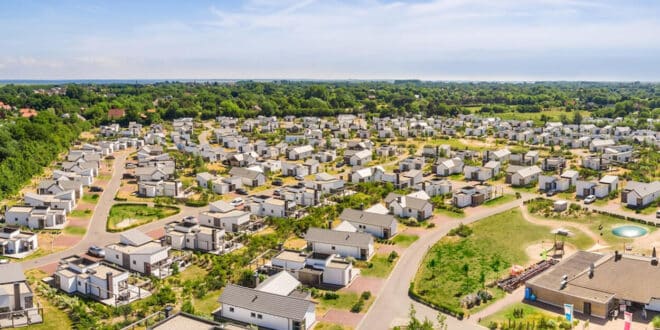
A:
[19,150,202,271]
[359,198,528,330]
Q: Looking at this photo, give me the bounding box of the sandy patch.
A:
[318,309,363,328]
[341,276,384,295]
[525,242,577,264]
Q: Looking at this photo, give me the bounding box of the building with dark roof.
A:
[338,208,398,238]
[526,251,660,319]
[304,227,374,260]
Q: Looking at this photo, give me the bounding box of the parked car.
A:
[335,162,344,168]
[90,186,104,192]
[273,179,283,186]
[125,163,137,169]
[584,195,597,204]
[236,188,248,195]
[546,189,557,197]
[87,245,106,258]
[295,175,305,181]
[273,189,281,196]
[0,258,8,264]
[230,198,244,207]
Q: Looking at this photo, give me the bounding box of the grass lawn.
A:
[356,254,396,278]
[69,209,92,218]
[24,297,72,330]
[82,193,100,204]
[495,110,589,125]
[64,226,86,236]
[412,208,593,314]
[178,265,208,282]
[107,203,180,231]
[191,289,222,316]
[391,233,419,247]
[314,322,353,330]
[433,208,466,219]
[483,194,517,207]
[478,302,566,329]
[317,291,374,314]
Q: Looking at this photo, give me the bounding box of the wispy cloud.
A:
[0,0,658,80]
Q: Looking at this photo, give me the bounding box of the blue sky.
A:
[0,0,659,81]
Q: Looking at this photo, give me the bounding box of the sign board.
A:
[564,303,573,322]
[623,311,632,330]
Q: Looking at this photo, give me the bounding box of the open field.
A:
[412,208,593,315]
[107,203,180,231]
[356,254,397,278]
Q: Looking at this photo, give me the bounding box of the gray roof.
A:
[304,227,373,248]
[218,284,313,321]
[228,167,262,180]
[120,229,152,246]
[339,209,396,228]
[0,263,26,284]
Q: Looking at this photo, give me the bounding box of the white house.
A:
[507,166,542,187]
[288,145,314,160]
[384,193,433,220]
[104,230,171,278]
[228,167,266,187]
[137,180,182,197]
[0,227,38,258]
[165,216,225,253]
[621,181,660,209]
[0,264,40,325]
[304,227,374,260]
[434,157,464,176]
[4,205,67,230]
[218,283,316,330]
[338,209,398,239]
[199,201,251,232]
[348,149,372,166]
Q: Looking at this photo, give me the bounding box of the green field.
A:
[412,208,594,314]
[107,203,180,231]
[317,291,374,314]
[391,233,419,247]
[69,209,92,219]
[82,193,100,204]
[357,254,397,278]
[483,194,517,207]
[478,302,573,330]
[64,226,86,236]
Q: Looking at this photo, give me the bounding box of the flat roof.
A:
[273,250,307,263]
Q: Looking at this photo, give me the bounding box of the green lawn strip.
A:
[317,291,374,314]
[82,193,100,204]
[433,207,466,219]
[69,209,92,218]
[356,254,397,278]
[64,226,86,236]
[412,208,591,315]
[478,302,570,330]
[483,194,517,207]
[314,322,352,330]
[107,203,180,231]
[24,297,73,330]
[191,289,223,316]
[391,233,419,247]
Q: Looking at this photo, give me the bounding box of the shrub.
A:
[350,299,364,313]
[448,223,473,237]
[323,292,339,300]
[388,251,399,263]
[361,291,372,300]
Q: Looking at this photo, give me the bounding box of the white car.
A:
[584,195,597,204]
[230,198,244,207]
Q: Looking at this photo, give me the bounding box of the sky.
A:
[0,0,659,81]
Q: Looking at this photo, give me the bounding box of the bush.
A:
[388,251,399,263]
[448,223,473,237]
[350,299,364,313]
[323,292,339,300]
[361,291,372,300]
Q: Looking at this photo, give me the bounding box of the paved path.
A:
[19,150,203,271]
[359,199,527,330]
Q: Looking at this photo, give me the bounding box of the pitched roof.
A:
[228,167,262,180]
[218,284,313,321]
[304,227,373,248]
[624,181,660,198]
[256,271,300,296]
[339,209,396,227]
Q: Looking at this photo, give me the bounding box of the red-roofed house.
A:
[108,108,126,119]
[19,108,38,118]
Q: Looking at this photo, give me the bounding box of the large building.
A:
[526,251,660,319]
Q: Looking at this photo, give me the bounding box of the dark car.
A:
[273,189,281,196]
[236,188,248,195]
[90,186,104,192]
[335,162,344,168]
[87,245,106,258]
[273,179,283,186]
[546,189,557,197]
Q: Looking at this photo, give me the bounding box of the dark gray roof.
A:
[218,284,313,321]
[339,209,395,228]
[228,167,262,180]
[304,227,373,248]
[0,263,26,284]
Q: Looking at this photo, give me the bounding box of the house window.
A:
[132,260,136,265]
[257,314,263,319]
[251,312,256,318]
[331,246,336,250]
[229,307,234,312]
[116,254,119,259]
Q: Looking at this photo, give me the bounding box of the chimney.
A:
[396,172,400,186]
[13,283,21,310]
[106,272,114,298]
[614,250,621,261]
[588,263,595,278]
[212,229,217,251]
[253,271,260,287]
[652,247,658,266]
